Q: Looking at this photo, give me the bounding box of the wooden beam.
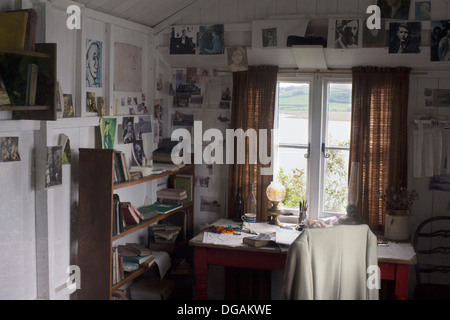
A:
[152,0,210,34]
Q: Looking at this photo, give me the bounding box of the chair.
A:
[281,224,379,300]
[413,216,450,300]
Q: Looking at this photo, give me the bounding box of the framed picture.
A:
[175,174,193,202]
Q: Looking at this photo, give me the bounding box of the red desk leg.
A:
[194,247,208,300]
[394,264,410,300]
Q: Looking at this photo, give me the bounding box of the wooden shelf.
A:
[77,148,195,299]
[0,105,50,111]
[0,46,50,58]
[112,202,193,241]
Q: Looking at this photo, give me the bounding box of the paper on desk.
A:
[377,242,416,261]
[276,228,301,246]
[202,232,246,247]
[148,251,171,279]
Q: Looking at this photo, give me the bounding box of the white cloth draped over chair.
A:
[281,224,379,300]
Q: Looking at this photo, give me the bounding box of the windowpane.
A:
[326,83,351,147]
[277,82,309,145]
[323,149,349,213]
[276,147,307,209]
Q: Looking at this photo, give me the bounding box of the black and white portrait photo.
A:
[335,20,359,49]
[389,22,421,54]
[122,117,136,144]
[431,20,450,61]
[169,25,197,54]
[45,146,62,189]
[378,0,411,20]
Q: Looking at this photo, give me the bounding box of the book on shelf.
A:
[174,174,194,202]
[6,9,38,51]
[113,151,130,183]
[123,254,153,265]
[26,63,38,106]
[152,162,185,172]
[112,246,124,285]
[121,202,140,225]
[112,289,127,300]
[0,11,28,50]
[125,243,152,256]
[139,201,182,215]
[156,188,187,199]
[113,194,125,236]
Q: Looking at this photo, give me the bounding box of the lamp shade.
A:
[266,181,286,202]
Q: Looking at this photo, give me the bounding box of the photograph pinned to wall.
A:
[415,1,431,20]
[101,117,116,150]
[172,109,194,127]
[154,99,162,120]
[424,88,433,106]
[195,176,211,188]
[262,28,278,47]
[86,91,97,112]
[378,0,411,19]
[156,73,163,91]
[199,24,224,55]
[170,25,197,55]
[227,47,248,72]
[45,146,62,189]
[154,120,162,144]
[86,39,102,88]
[137,101,148,115]
[132,139,146,167]
[122,117,136,144]
[388,21,421,54]
[433,89,450,107]
[200,196,221,213]
[59,133,71,165]
[0,137,20,162]
[199,68,211,83]
[97,96,107,116]
[63,94,74,118]
[173,93,190,108]
[135,115,153,140]
[216,110,231,124]
[127,97,132,106]
[203,75,232,109]
[190,95,204,108]
[186,67,198,84]
[363,19,386,48]
[334,19,360,49]
[113,42,142,92]
[0,75,11,105]
[121,97,126,107]
[430,20,450,61]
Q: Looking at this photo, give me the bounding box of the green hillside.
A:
[278,84,351,112]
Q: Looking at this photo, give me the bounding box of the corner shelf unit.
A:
[0,43,57,120]
[77,148,194,300]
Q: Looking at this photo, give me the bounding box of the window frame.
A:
[274,74,352,220]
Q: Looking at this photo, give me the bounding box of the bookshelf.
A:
[77,148,195,300]
[0,43,57,120]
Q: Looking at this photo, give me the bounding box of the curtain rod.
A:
[214,69,428,75]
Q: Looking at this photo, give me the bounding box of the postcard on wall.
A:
[132,140,146,167]
[332,19,361,49]
[59,133,71,165]
[199,24,224,55]
[195,176,211,188]
[377,0,411,19]
[172,109,194,127]
[0,137,20,162]
[86,91,98,113]
[86,39,102,88]
[154,99,162,120]
[200,196,221,213]
[433,89,450,107]
[415,1,431,20]
[430,20,450,61]
[63,94,74,117]
[113,42,142,92]
[101,117,117,150]
[388,21,421,54]
[122,117,136,144]
[170,25,197,55]
[134,115,153,140]
[97,96,107,116]
[45,146,62,189]
[0,75,11,106]
[424,88,433,106]
[227,47,248,72]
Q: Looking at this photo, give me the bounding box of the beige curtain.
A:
[350,66,410,229]
[227,65,278,222]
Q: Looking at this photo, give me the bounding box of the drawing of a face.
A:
[87,42,100,85]
[231,49,243,64]
[398,26,410,43]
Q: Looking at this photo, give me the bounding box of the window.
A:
[274,75,352,219]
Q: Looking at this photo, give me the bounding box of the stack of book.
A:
[149,224,181,251]
[138,201,182,216]
[112,243,154,285]
[156,188,188,205]
[113,195,147,236]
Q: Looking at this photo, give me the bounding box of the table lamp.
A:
[266,181,286,225]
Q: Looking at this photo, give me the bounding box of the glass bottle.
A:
[233,186,244,222]
[245,183,257,215]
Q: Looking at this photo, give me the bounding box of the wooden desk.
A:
[189,221,417,300]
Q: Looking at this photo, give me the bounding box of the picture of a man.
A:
[378,0,411,20]
[122,117,136,144]
[86,39,102,87]
[335,20,359,49]
[389,22,421,54]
